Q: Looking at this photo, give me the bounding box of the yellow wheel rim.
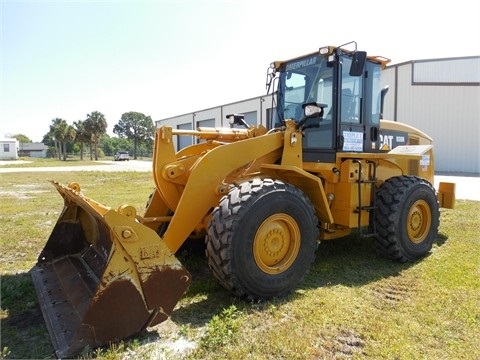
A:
[253,214,301,274]
[407,199,432,244]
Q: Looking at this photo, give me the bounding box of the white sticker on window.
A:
[343,131,363,152]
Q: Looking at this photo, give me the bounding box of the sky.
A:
[1,0,479,142]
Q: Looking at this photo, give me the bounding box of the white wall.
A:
[382,57,480,174]
[0,139,19,160]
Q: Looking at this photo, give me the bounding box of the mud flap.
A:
[30,181,191,358]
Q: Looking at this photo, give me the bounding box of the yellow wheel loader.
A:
[31,42,455,358]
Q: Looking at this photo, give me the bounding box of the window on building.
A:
[196,119,215,144]
[4,144,10,152]
[266,107,280,129]
[196,118,215,128]
[177,123,193,150]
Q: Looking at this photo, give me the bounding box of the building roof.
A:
[20,142,48,151]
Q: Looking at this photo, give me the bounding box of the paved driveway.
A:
[434,175,480,201]
[1,160,478,200]
[0,160,153,173]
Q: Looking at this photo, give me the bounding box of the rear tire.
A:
[373,175,440,262]
[206,178,319,300]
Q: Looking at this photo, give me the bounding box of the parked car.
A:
[114,151,130,161]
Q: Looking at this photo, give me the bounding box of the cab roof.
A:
[272,45,391,70]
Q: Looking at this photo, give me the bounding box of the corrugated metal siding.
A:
[413,57,480,83]
[384,60,480,174]
[380,68,396,120]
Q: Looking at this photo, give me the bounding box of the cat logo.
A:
[380,134,393,150]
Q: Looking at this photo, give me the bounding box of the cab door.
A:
[339,56,381,153]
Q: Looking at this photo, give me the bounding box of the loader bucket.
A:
[30,181,191,359]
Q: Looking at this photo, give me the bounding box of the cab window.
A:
[341,57,362,124]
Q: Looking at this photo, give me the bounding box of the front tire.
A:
[206,178,319,300]
[374,175,440,262]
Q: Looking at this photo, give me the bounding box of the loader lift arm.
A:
[149,125,285,253]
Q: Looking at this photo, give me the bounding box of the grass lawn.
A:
[0,167,478,359]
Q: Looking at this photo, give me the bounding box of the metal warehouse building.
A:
[156,56,480,175]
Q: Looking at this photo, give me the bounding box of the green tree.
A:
[100,134,131,157]
[41,132,56,158]
[113,112,155,159]
[49,118,64,159]
[63,125,76,160]
[12,134,32,143]
[73,120,90,160]
[48,118,76,160]
[84,111,107,161]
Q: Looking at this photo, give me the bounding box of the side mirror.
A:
[296,102,327,130]
[303,103,325,118]
[349,51,367,76]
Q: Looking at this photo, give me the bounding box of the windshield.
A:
[278,54,333,123]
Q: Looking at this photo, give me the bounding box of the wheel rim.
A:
[253,213,301,274]
[406,199,432,244]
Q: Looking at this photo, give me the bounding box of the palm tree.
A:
[49,118,76,160]
[84,111,107,161]
[63,125,76,161]
[73,120,90,160]
[50,118,67,160]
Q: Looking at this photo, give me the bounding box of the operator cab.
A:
[267,42,390,163]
